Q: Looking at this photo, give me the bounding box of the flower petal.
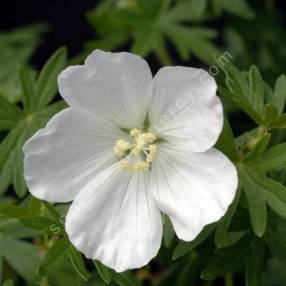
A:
[23,108,123,202]
[58,50,153,128]
[150,67,223,152]
[65,165,162,272]
[150,144,237,241]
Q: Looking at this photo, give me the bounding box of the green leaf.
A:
[173,223,216,260]
[246,238,265,286]
[39,238,71,276]
[264,225,286,265]
[0,95,23,131]
[12,146,27,198]
[190,0,207,16]
[35,47,67,109]
[215,116,239,161]
[215,187,241,248]
[219,62,263,124]
[268,74,286,115]
[0,237,41,282]
[0,204,31,219]
[240,168,267,237]
[219,0,255,19]
[246,172,286,219]
[263,104,280,126]
[163,215,175,248]
[201,233,253,280]
[28,196,42,215]
[249,65,264,114]
[18,65,35,112]
[246,143,286,171]
[244,132,270,161]
[2,280,14,286]
[0,24,48,103]
[112,271,141,286]
[271,114,286,129]
[68,248,89,281]
[20,216,60,233]
[94,260,113,284]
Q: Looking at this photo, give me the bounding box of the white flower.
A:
[23,50,238,272]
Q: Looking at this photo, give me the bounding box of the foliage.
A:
[1,0,286,285]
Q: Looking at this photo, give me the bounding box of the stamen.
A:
[146,144,157,163]
[113,129,157,172]
[120,160,150,172]
[113,139,131,157]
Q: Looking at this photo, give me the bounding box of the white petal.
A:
[149,144,237,241]
[23,108,123,202]
[149,67,223,152]
[65,165,162,272]
[58,50,153,128]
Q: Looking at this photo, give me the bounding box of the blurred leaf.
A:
[35,47,67,109]
[39,238,71,276]
[217,0,255,19]
[0,204,31,219]
[20,216,61,233]
[0,237,41,282]
[86,0,220,64]
[201,233,253,280]
[264,225,286,265]
[246,238,265,286]
[112,271,141,286]
[2,280,14,286]
[0,95,24,131]
[0,24,48,102]
[18,66,36,112]
[246,143,286,172]
[173,223,216,260]
[0,48,67,197]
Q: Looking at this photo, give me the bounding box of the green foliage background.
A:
[0,0,286,285]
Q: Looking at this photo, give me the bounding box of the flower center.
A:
[113,128,157,172]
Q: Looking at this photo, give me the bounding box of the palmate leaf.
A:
[0,48,67,197]
[85,0,220,64]
[0,24,48,103]
[220,62,286,128]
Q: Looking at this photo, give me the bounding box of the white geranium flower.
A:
[23,50,238,272]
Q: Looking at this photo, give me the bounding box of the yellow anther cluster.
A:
[120,160,150,172]
[113,139,131,157]
[146,144,157,163]
[131,131,156,155]
[113,129,157,172]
